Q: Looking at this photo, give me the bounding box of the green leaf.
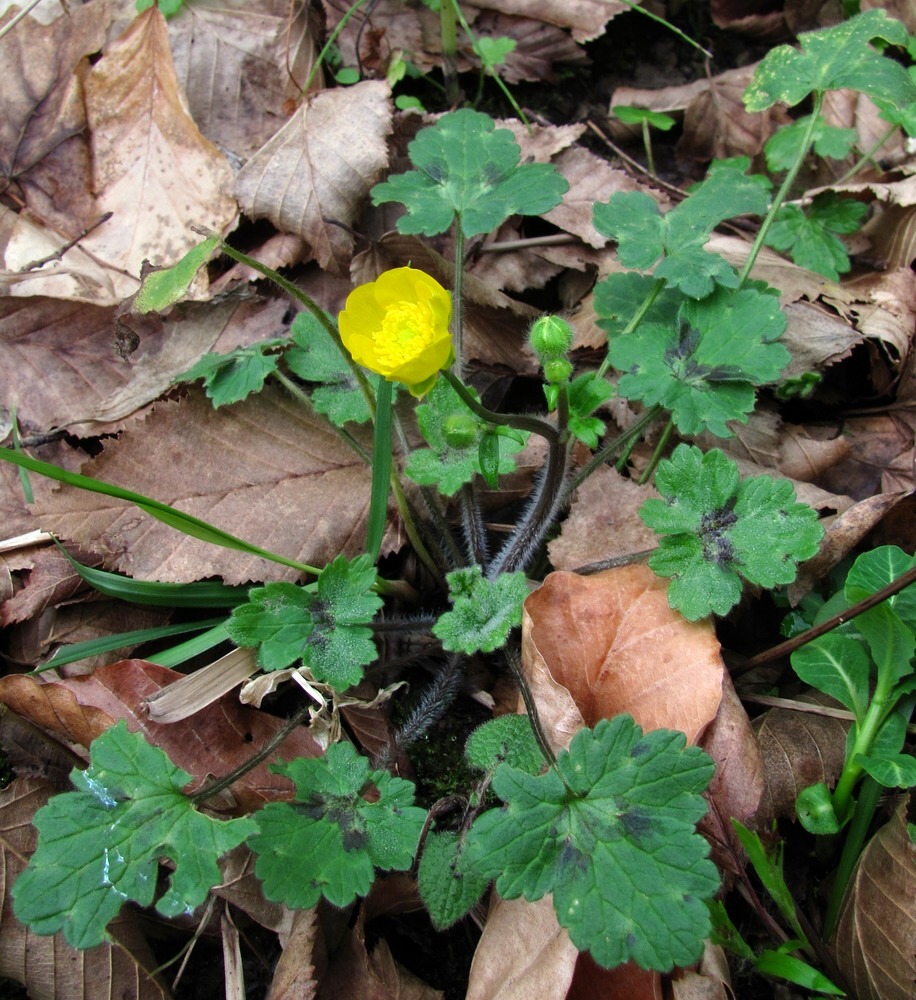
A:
[432,567,528,654]
[853,603,915,687]
[764,115,858,172]
[178,341,287,408]
[136,0,184,15]
[134,235,220,312]
[285,311,371,426]
[754,951,846,995]
[371,109,569,237]
[791,634,871,721]
[856,752,916,789]
[613,106,676,130]
[844,545,916,629]
[418,831,489,930]
[249,741,426,909]
[765,194,867,280]
[12,722,255,949]
[610,286,790,437]
[465,715,546,776]
[640,445,823,620]
[796,782,841,835]
[594,160,771,298]
[405,379,526,496]
[226,554,382,689]
[465,716,718,971]
[731,820,808,939]
[562,373,614,449]
[744,8,915,111]
[592,272,683,337]
[474,36,516,69]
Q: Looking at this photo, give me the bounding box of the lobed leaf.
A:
[765,193,867,280]
[226,554,382,689]
[640,445,823,620]
[465,715,718,971]
[609,285,789,437]
[371,109,569,237]
[743,9,915,112]
[465,715,546,777]
[433,567,529,654]
[11,722,256,949]
[249,742,426,910]
[179,341,287,408]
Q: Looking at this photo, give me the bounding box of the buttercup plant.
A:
[5,10,915,989]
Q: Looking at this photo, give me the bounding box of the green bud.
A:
[529,316,573,360]
[543,358,573,384]
[443,413,479,449]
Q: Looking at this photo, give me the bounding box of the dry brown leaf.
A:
[789,491,909,602]
[778,423,852,481]
[465,895,578,1000]
[864,202,916,270]
[751,693,848,821]
[235,81,392,274]
[710,0,787,39]
[844,268,916,364]
[834,795,916,1000]
[0,544,90,626]
[542,147,641,248]
[476,0,629,43]
[568,953,663,999]
[0,776,171,1000]
[0,1,108,239]
[13,7,238,305]
[818,413,914,499]
[168,0,319,160]
[466,11,589,84]
[698,676,766,877]
[547,465,658,571]
[0,661,323,811]
[266,907,319,1000]
[523,566,724,742]
[29,385,381,585]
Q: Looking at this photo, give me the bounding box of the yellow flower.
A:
[338,267,453,397]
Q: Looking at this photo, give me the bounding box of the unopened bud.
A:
[529,315,573,360]
[543,358,573,384]
[443,413,479,448]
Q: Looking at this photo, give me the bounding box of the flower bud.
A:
[529,316,573,361]
[543,357,573,384]
[443,413,479,448]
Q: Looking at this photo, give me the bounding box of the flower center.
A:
[374,302,436,368]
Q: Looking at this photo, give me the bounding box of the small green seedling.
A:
[612,105,676,176]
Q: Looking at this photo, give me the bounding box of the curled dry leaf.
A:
[751,692,848,822]
[568,953,662,999]
[465,895,578,1000]
[0,660,322,811]
[0,776,171,1000]
[265,907,319,1000]
[834,797,916,1000]
[522,565,724,743]
[235,80,393,274]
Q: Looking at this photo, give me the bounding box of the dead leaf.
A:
[235,81,393,274]
[834,796,916,1000]
[698,675,766,877]
[669,942,733,999]
[523,566,724,742]
[543,148,641,248]
[778,423,852,481]
[751,693,848,822]
[711,0,788,39]
[789,491,909,602]
[568,953,663,999]
[465,895,578,1000]
[0,776,172,1000]
[474,0,629,43]
[547,466,658,571]
[0,661,323,811]
[46,7,235,303]
[29,385,381,585]
[467,11,589,84]
[168,0,320,160]
[267,907,319,1000]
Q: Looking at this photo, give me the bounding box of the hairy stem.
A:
[441,369,560,444]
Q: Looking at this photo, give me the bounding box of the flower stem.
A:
[738,91,824,288]
[441,369,560,444]
[451,224,466,377]
[638,416,675,484]
[366,377,393,561]
[567,405,662,495]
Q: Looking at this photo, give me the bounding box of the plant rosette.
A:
[338,266,454,397]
